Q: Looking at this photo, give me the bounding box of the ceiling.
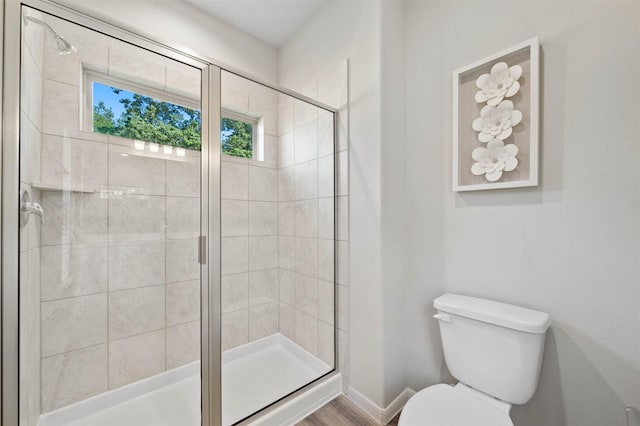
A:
[184,0,327,47]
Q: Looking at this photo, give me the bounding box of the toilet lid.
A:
[399,384,514,426]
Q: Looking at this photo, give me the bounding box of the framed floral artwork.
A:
[453,37,540,192]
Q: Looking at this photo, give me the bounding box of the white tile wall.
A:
[222,309,249,351]
[294,237,319,277]
[249,269,278,306]
[279,270,296,305]
[295,273,319,317]
[41,294,107,357]
[222,273,249,314]
[278,131,295,167]
[41,135,108,189]
[249,202,279,235]
[294,120,319,164]
[295,200,319,238]
[166,280,200,326]
[249,167,278,201]
[108,46,165,89]
[222,200,249,237]
[221,162,249,200]
[249,236,278,270]
[294,309,319,356]
[109,330,165,389]
[276,60,348,373]
[249,303,278,340]
[166,159,200,197]
[219,72,283,349]
[41,344,108,412]
[108,195,166,242]
[108,145,166,195]
[166,321,200,369]
[36,18,206,414]
[108,286,165,340]
[279,166,295,202]
[42,79,80,136]
[294,160,319,201]
[108,241,166,291]
[166,196,200,239]
[318,198,335,240]
[41,192,108,245]
[41,243,108,300]
[279,202,295,236]
[166,238,200,283]
[222,237,249,275]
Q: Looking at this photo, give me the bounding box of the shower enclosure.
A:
[1,1,339,425]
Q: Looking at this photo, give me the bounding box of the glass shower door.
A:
[17,6,210,425]
[220,71,336,425]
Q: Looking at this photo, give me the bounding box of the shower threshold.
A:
[37,333,332,426]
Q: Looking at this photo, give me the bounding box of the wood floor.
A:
[296,396,401,426]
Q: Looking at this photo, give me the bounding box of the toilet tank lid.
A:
[434,294,551,334]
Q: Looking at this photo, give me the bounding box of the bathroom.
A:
[1,1,639,426]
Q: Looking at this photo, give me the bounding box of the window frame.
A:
[83,69,200,136]
[220,108,259,160]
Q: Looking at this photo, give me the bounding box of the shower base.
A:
[37,333,337,426]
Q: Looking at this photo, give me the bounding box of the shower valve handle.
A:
[22,201,45,224]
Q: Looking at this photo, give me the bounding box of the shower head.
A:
[23,14,77,55]
[53,34,75,55]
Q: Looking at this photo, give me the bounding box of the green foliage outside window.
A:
[92,83,253,158]
[221,117,253,159]
[92,83,202,151]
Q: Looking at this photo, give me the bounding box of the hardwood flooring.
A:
[296,396,401,426]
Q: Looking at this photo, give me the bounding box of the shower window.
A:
[221,110,256,159]
[87,73,202,151]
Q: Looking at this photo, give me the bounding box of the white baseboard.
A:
[345,386,415,425]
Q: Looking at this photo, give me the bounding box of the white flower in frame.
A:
[471,139,519,182]
[475,62,523,106]
[472,100,523,143]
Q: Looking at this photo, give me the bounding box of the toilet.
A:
[399,294,550,426]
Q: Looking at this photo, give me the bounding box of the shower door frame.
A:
[0,1,222,424]
[1,0,341,425]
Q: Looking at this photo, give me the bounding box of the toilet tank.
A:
[434,294,550,405]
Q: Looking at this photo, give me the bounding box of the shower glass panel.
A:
[18,7,205,425]
[220,71,335,425]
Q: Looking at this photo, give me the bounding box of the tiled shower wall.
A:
[277,61,349,371]
[220,75,281,351]
[20,11,44,426]
[36,16,202,413]
[39,142,201,412]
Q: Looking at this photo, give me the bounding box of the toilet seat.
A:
[399,383,514,426]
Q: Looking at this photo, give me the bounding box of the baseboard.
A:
[384,388,415,424]
[345,386,415,425]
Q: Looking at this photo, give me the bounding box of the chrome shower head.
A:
[53,34,76,55]
[23,14,77,55]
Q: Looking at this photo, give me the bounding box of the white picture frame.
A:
[453,37,540,192]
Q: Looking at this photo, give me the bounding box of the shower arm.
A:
[23,14,76,54]
[23,15,59,40]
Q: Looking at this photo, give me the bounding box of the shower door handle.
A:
[198,235,206,264]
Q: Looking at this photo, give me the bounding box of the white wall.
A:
[54,0,278,81]
[403,2,640,426]
[279,0,407,408]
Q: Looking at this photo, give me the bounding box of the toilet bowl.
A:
[399,294,550,426]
